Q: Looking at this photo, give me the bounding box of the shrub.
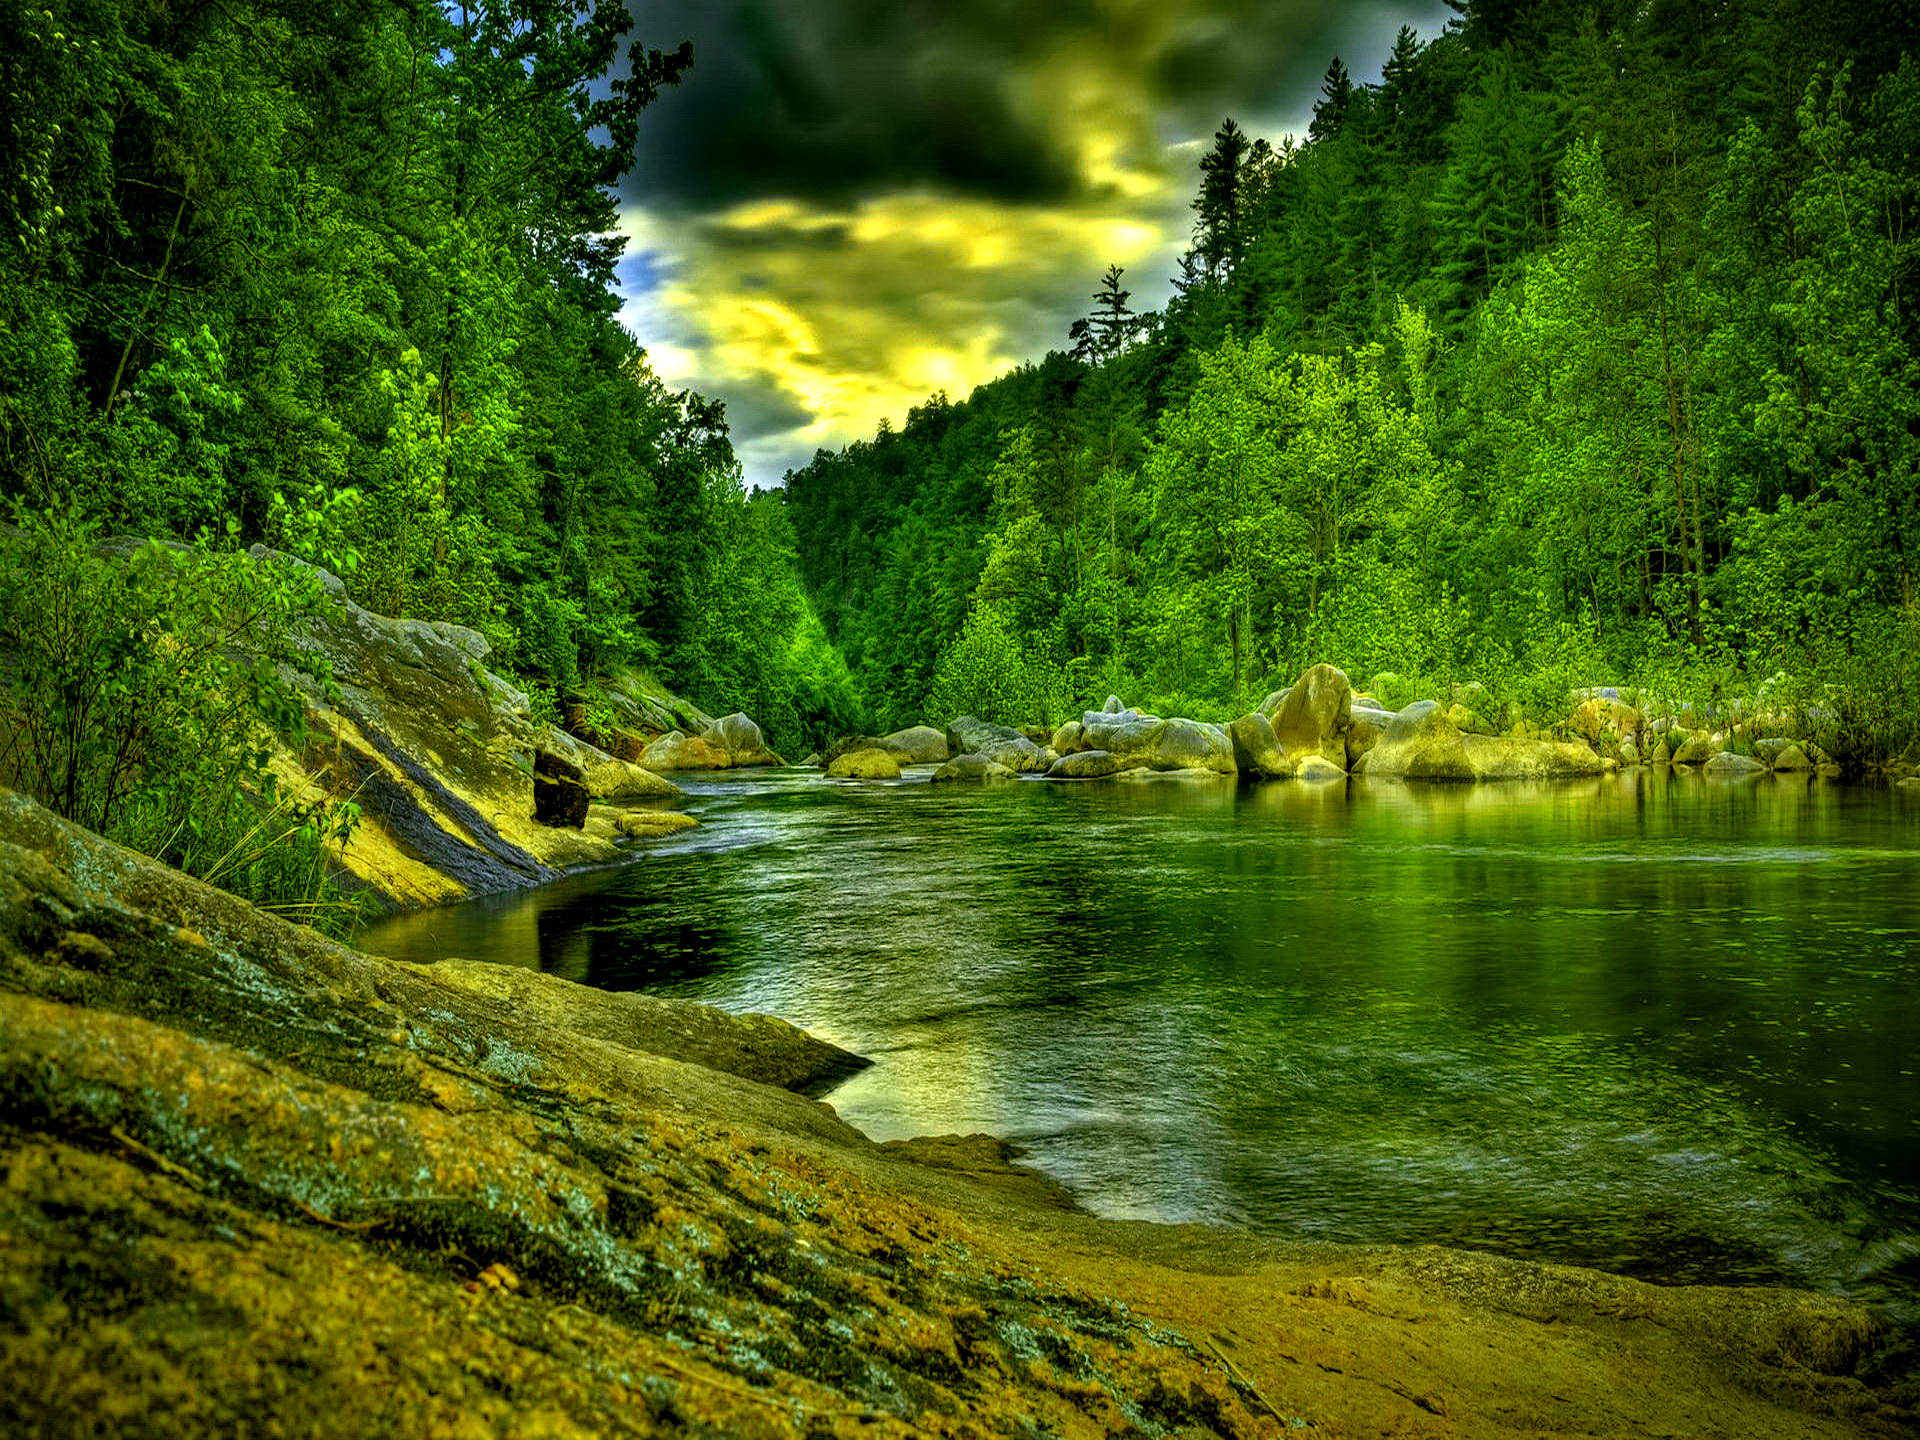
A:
[0,509,364,933]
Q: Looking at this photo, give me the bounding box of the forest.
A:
[0,0,862,766]
[781,0,1920,766]
[1,0,1917,918]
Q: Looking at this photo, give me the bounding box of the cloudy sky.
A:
[616,0,1453,488]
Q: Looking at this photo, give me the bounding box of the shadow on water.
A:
[362,765,1920,1319]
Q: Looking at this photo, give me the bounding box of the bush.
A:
[0,510,364,934]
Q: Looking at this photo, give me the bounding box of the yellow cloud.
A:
[618,25,1228,482]
[626,183,1182,481]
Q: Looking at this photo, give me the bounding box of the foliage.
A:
[784,5,1920,767]
[0,510,362,934]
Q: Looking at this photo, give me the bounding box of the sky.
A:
[615,0,1454,488]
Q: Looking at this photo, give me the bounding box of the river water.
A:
[361,767,1920,1317]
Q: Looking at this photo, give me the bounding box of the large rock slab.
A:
[1271,664,1352,768]
[0,792,1903,1439]
[247,552,617,908]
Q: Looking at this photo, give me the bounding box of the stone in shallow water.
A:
[826,747,901,780]
[932,753,1019,783]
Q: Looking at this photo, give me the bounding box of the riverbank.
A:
[1,789,1912,1436]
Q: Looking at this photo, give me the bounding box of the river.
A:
[361,767,1920,1319]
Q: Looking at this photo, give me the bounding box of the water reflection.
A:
[362,767,1920,1312]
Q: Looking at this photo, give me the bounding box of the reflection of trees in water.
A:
[524,885,735,992]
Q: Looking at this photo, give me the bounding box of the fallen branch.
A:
[110,1127,206,1190]
[1206,1335,1283,1421]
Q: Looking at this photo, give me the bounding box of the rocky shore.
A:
[1,790,1912,1437]
[815,663,1889,793]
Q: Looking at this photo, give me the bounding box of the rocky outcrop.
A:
[876,725,950,765]
[0,794,1905,1437]
[250,555,628,909]
[826,747,902,780]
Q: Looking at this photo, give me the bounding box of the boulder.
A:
[1671,732,1719,767]
[583,758,678,800]
[1705,751,1765,778]
[1294,755,1347,782]
[825,748,901,780]
[931,754,1019,783]
[703,712,783,767]
[1078,711,1236,774]
[641,730,732,772]
[1270,664,1352,766]
[1050,720,1086,755]
[1046,750,1139,780]
[1772,743,1814,772]
[1346,704,1394,769]
[1101,694,1126,714]
[1152,718,1237,774]
[946,717,1048,773]
[615,810,700,840]
[1358,708,1606,782]
[876,725,950,765]
[1256,688,1290,719]
[1080,708,1161,753]
[1227,713,1289,778]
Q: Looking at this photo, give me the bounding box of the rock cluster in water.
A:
[822,663,1857,789]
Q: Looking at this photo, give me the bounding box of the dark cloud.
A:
[715,383,817,443]
[618,0,1454,486]
[626,0,1448,213]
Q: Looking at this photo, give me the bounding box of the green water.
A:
[362,768,1920,1315]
